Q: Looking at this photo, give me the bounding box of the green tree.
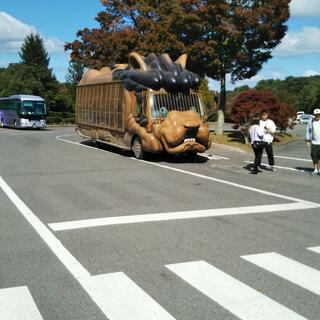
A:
[295,86,313,113]
[311,88,320,112]
[199,78,217,117]
[65,60,85,107]
[179,1,290,134]
[0,32,63,113]
[19,33,50,67]
[66,60,85,85]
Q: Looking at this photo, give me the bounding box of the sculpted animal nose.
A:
[184,126,199,138]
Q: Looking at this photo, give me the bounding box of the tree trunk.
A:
[216,110,224,136]
[216,73,226,135]
[243,133,250,144]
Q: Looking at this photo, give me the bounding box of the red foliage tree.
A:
[273,103,296,132]
[230,89,295,142]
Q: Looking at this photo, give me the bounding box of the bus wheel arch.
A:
[132,135,144,159]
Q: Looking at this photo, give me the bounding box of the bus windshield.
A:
[20,101,46,116]
[149,91,203,118]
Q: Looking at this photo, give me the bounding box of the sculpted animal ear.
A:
[129,52,147,71]
[175,54,187,69]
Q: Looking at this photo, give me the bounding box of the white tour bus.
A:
[0,95,46,129]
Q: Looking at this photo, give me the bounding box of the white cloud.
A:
[270,71,285,79]
[274,26,320,56]
[304,69,319,76]
[290,0,320,17]
[44,38,65,53]
[0,11,64,53]
[0,59,8,67]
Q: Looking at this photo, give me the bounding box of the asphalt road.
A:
[0,125,319,320]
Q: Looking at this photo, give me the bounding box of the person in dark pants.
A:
[306,108,320,175]
[259,110,277,171]
[249,117,265,174]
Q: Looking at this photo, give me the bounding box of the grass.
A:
[211,131,302,153]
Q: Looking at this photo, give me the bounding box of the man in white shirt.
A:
[259,110,277,171]
[306,108,320,175]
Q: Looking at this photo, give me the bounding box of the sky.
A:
[0,0,320,91]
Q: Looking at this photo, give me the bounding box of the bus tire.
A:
[0,118,3,127]
[132,136,144,159]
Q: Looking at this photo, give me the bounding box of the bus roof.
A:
[7,95,45,101]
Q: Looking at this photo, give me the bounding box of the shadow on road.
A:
[80,140,208,164]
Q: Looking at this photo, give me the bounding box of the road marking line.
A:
[244,161,308,172]
[56,135,129,156]
[57,134,320,206]
[0,177,175,320]
[307,246,320,254]
[201,153,229,160]
[0,177,89,280]
[49,202,317,231]
[82,272,175,320]
[0,286,44,320]
[166,260,307,320]
[265,155,312,162]
[135,159,319,206]
[242,252,320,295]
[56,134,78,139]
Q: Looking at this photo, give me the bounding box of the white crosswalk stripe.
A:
[82,272,176,320]
[242,252,320,295]
[166,260,307,320]
[0,286,43,320]
[307,246,320,254]
[3,251,319,319]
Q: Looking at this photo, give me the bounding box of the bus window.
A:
[20,101,46,115]
[135,93,143,116]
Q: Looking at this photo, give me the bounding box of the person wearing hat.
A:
[306,108,320,175]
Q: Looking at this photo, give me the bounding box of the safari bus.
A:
[0,95,47,129]
[75,52,212,159]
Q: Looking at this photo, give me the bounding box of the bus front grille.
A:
[151,92,202,116]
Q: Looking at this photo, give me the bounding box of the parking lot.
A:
[1,126,320,320]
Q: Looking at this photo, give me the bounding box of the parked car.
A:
[299,114,314,124]
[296,111,304,121]
[292,111,305,124]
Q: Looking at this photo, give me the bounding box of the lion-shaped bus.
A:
[75,52,212,159]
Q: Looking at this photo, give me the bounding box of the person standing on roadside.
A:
[259,110,277,171]
[306,109,320,175]
[249,117,265,174]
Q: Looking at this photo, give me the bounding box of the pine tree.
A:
[19,33,50,67]
[65,60,85,85]
[15,33,59,110]
[65,60,86,109]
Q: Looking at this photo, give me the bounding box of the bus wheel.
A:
[132,136,144,159]
[0,118,3,127]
